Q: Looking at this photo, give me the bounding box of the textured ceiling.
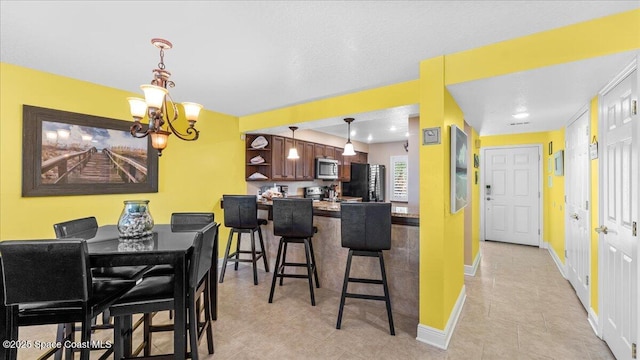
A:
[1,1,638,141]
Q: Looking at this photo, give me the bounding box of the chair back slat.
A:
[341,203,391,251]
[273,198,314,238]
[0,239,91,305]
[171,212,214,227]
[223,195,259,229]
[53,217,98,238]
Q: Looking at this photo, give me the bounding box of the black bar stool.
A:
[336,202,395,335]
[269,198,320,306]
[219,195,269,285]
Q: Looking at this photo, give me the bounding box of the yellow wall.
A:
[239,80,419,133]
[444,9,640,84]
[0,63,245,248]
[546,129,566,261]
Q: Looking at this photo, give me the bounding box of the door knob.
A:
[594,225,608,234]
[571,213,579,220]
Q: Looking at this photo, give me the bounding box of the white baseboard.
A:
[588,308,601,339]
[464,251,481,276]
[548,245,567,279]
[541,240,549,249]
[416,285,466,350]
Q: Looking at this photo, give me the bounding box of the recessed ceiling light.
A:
[512,112,530,119]
[367,135,373,142]
[350,130,356,136]
[390,126,397,131]
[405,132,410,137]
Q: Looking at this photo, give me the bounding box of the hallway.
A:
[15,241,614,359]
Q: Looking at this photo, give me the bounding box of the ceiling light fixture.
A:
[128,38,203,156]
[512,112,530,119]
[287,126,300,159]
[390,126,397,131]
[342,118,356,156]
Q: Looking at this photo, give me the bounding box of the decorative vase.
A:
[117,200,154,238]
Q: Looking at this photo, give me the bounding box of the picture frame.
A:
[473,153,479,168]
[548,141,553,155]
[450,124,468,213]
[22,105,159,197]
[554,150,564,176]
[474,170,478,185]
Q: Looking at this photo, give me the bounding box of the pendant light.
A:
[342,118,356,156]
[287,126,300,159]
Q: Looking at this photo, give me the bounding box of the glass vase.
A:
[117,200,154,238]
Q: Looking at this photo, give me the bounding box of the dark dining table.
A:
[1,223,218,360]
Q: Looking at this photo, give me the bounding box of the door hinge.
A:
[565,195,567,203]
[565,250,568,258]
[586,275,589,286]
[632,343,636,359]
[585,201,589,211]
[538,229,540,235]
[633,221,637,237]
[632,100,637,116]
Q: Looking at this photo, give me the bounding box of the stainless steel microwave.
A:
[315,158,339,180]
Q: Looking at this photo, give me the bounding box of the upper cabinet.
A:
[245,134,367,182]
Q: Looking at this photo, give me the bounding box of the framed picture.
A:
[450,124,468,213]
[22,105,159,197]
[473,153,479,168]
[474,170,478,185]
[554,150,564,176]
[548,141,553,155]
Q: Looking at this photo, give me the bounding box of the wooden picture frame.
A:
[548,141,553,155]
[22,105,158,197]
[473,153,479,168]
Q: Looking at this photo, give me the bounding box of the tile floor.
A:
[15,240,614,359]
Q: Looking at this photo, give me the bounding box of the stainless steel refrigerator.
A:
[342,163,385,202]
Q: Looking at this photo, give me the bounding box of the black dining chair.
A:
[219,195,269,285]
[0,239,135,360]
[109,222,218,360]
[268,198,320,306]
[54,217,152,282]
[336,202,395,335]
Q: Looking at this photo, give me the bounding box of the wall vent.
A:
[509,121,530,126]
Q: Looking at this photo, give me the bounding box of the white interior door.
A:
[565,108,591,311]
[600,66,638,360]
[484,146,540,246]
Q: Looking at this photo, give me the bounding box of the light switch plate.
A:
[422,127,441,145]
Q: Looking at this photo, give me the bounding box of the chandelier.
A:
[127,38,203,156]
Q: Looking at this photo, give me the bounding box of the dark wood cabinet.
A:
[297,141,315,180]
[271,136,286,180]
[245,134,366,182]
[314,144,326,159]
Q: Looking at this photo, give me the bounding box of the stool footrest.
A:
[348,277,383,285]
[281,262,310,267]
[275,274,312,279]
[345,293,387,301]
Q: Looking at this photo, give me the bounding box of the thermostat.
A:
[422,127,441,145]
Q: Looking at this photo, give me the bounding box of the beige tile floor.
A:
[14,240,614,359]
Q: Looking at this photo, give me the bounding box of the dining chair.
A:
[53,217,152,282]
[0,239,135,360]
[109,222,218,360]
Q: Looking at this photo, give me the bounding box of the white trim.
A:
[416,285,466,350]
[548,245,567,279]
[541,240,549,249]
[480,145,543,247]
[464,251,481,276]
[588,308,601,339]
[564,105,592,313]
[599,58,636,96]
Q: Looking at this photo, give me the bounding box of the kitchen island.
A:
[222,198,419,318]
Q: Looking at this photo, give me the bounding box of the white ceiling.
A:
[1,1,638,142]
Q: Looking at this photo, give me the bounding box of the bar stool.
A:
[336,202,395,335]
[219,195,269,285]
[268,198,319,306]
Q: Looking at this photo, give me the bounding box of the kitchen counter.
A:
[259,199,419,226]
